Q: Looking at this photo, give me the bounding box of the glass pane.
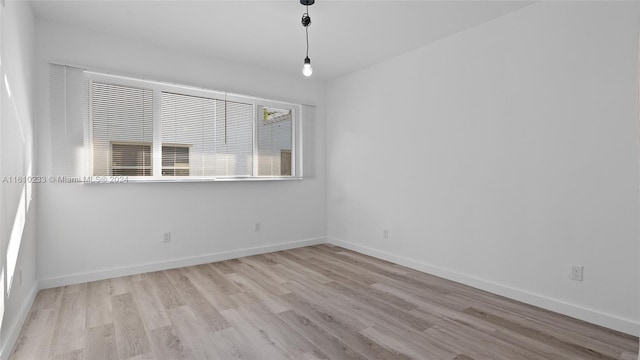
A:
[162,145,190,176]
[257,106,292,176]
[111,143,151,176]
[174,146,189,165]
[162,146,175,167]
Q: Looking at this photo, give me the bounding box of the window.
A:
[80,69,302,181]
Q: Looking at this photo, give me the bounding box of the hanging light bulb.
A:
[303,57,313,77]
[301,0,314,77]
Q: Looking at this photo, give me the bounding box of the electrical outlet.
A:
[163,232,171,243]
[255,223,261,232]
[383,229,389,239]
[571,265,583,281]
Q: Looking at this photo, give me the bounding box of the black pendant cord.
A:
[306,26,309,59]
[305,4,310,59]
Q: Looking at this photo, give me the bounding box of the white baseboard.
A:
[39,237,325,289]
[0,283,39,360]
[327,237,639,337]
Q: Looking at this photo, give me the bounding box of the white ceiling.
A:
[30,1,533,80]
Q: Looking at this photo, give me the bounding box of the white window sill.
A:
[83,176,303,184]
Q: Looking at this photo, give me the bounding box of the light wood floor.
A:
[9,244,639,360]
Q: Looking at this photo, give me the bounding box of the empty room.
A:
[1,0,639,359]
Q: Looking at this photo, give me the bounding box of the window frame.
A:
[86,71,302,182]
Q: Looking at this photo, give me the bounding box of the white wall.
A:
[327,1,640,335]
[0,1,38,358]
[35,19,326,286]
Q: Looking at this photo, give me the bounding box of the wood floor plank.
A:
[268,252,333,284]
[463,306,620,360]
[332,249,409,275]
[9,308,58,360]
[280,291,400,360]
[287,247,317,259]
[359,315,459,359]
[324,281,432,332]
[277,309,368,360]
[234,300,330,360]
[125,352,157,360]
[52,349,84,360]
[424,320,545,360]
[479,327,579,360]
[271,263,328,288]
[131,279,172,331]
[208,326,259,359]
[163,268,230,331]
[209,260,236,274]
[306,246,403,279]
[452,355,475,360]
[620,351,638,360]
[315,243,343,253]
[370,282,499,334]
[227,272,292,313]
[108,276,132,296]
[220,308,293,359]
[284,280,375,330]
[84,323,118,360]
[195,263,243,296]
[372,275,469,312]
[85,279,112,329]
[49,291,86,357]
[146,325,191,359]
[182,269,238,310]
[228,261,291,296]
[145,271,185,310]
[306,255,379,286]
[33,287,64,311]
[166,306,219,359]
[63,283,87,295]
[241,255,289,284]
[466,295,640,355]
[360,325,451,359]
[9,245,638,360]
[437,278,633,354]
[111,293,151,359]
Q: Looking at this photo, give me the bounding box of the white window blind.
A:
[92,82,153,176]
[217,101,253,176]
[51,64,302,181]
[161,92,216,177]
[160,93,254,177]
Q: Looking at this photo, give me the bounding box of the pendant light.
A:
[301,0,314,77]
